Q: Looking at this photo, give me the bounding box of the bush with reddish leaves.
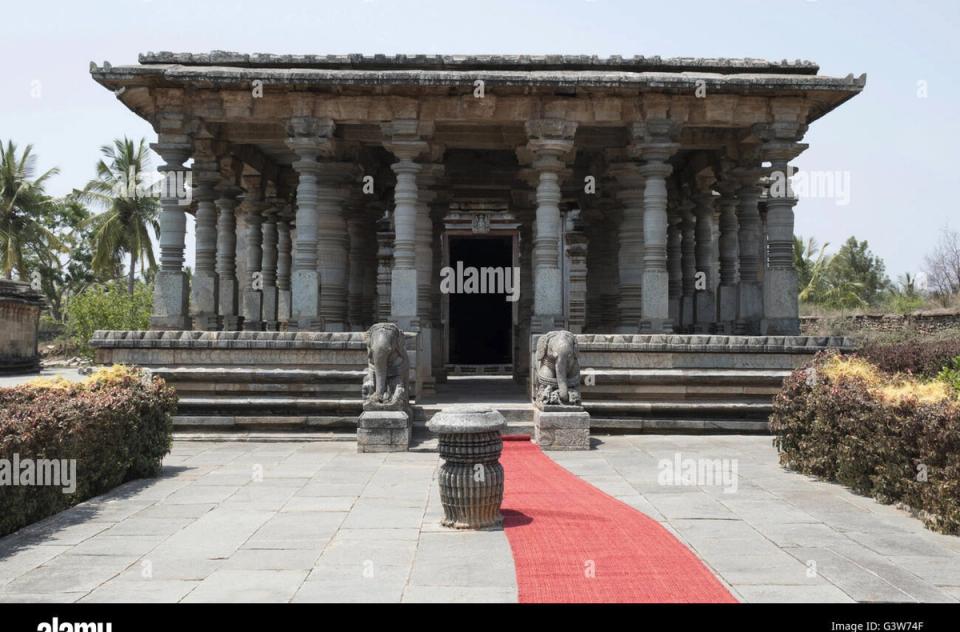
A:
[857,336,960,378]
[0,367,176,537]
[770,352,960,534]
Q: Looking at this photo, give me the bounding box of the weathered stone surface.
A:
[0,279,43,373]
[428,408,505,530]
[357,410,411,453]
[534,408,591,451]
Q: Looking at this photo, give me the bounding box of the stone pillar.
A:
[260,205,280,330]
[190,172,219,330]
[375,211,394,322]
[316,163,354,331]
[735,174,764,334]
[564,210,588,333]
[287,117,334,331]
[761,129,808,335]
[150,141,191,330]
[679,195,697,331]
[277,213,293,328]
[693,183,718,333]
[216,188,242,330]
[239,183,264,332]
[414,164,443,394]
[525,119,576,333]
[636,123,679,332]
[383,120,429,332]
[608,163,644,332]
[715,178,740,333]
[667,210,682,326]
[347,206,368,330]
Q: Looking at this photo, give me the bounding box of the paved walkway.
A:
[1,436,959,602]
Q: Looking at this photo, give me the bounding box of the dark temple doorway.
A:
[447,235,514,366]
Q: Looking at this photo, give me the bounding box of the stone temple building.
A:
[89,53,863,438]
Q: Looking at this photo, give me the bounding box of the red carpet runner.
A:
[500,439,737,603]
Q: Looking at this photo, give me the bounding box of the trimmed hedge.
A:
[857,335,960,378]
[770,352,960,534]
[0,366,176,537]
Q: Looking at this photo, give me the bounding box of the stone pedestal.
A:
[150,270,190,330]
[357,410,411,453]
[534,406,590,451]
[427,408,506,530]
[0,280,43,374]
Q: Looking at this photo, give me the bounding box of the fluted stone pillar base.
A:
[428,408,506,530]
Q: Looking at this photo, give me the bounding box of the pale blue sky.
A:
[3,0,958,278]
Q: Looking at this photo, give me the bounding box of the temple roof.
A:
[135,51,825,75]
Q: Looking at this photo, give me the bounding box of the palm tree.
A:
[0,140,61,280]
[794,236,831,303]
[80,137,160,294]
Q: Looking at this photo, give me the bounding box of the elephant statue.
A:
[534,330,582,407]
[361,322,410,411]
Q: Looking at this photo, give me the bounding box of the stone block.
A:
[534,408,590,451]
[292,269,320,328]
[151,271,189,329]
[357,411,410,453]
[717,284,738,329]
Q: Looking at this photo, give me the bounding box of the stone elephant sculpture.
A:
[534,330,582,407]
[361,322,410,410]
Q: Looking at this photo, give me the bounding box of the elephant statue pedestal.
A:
[532,330,591,451]
[533,405,591,451]
[357,410,412,453]
[358,323,413,453]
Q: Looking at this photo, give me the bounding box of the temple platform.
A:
[91,330,853,439]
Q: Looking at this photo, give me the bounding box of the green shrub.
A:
[65,282,152,358]
[771,353,960,534]
[937,356,960,394]
[0,366,175,537]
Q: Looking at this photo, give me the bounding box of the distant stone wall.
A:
[0,280,44,373]
[800,311,960,336]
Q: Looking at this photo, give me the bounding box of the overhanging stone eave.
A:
[91,65,865,92]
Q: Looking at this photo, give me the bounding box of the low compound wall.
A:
[800,311,960,336]
[90,330,419,429]
[0,280,44,374]
[571,334,856,432]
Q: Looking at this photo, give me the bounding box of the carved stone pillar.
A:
[150,140,191,330]
[735,172,764,334]
[286,117,334,331]
[414,163,443,394]
[667,209,683,326]
[239,178,265,332]
[190,163,219,330]
[276,212,293,328]
[383,120,429,332]
[693,182,718,333]
[608,162,644,332]
[216,188,242,331]
[346,206,367,331]
[636,122,680,332]
[525,119,576,333]
[761,126,808,335]
[679,194,697,332]
[375,211,394,322]
[261,204,280,330]
[564,211,588,333]
[316,163,355,331]
[715,177,740,333]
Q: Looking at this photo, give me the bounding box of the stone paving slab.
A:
[1,435,959,602]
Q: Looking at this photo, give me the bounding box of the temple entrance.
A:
[445,235,515,368]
